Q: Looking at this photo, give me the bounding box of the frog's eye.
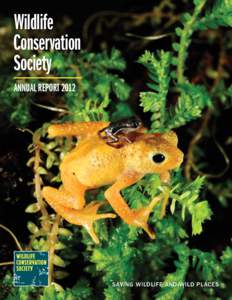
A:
[152,153,166,164]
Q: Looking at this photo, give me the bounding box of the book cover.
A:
[0,1,232,299]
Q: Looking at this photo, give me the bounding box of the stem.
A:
[33,132,50,232]
[0,224,23,251]
[185,37,226,179]
[177,1,206,84]
[0,261,14,266]
[185,109,212,180]
[83,6,179,51]
[48,215,61,285]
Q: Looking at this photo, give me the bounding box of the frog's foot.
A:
[77,201,116,243]
[42,187,116,244]
[61,202,116,244]
[131,196,161,239]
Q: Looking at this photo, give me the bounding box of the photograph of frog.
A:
[0,1,232,299]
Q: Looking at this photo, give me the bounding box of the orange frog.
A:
[42,121,183,243]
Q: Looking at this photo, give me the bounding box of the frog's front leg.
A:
[104,172,161,239]
[160,171,170,183]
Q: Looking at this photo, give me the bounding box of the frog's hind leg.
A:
[42,186,116,244]
[48,121,109,139]
[60,162,87,209]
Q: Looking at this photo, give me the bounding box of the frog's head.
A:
[148,131,183,172]
[125,131,183,174]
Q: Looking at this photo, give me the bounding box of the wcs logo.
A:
[13,251,48,286]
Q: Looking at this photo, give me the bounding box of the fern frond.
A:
[138,50,171,132]
[173,0,207,83]
[170,176,212,235]
[155,244,190,300]
[221,246,232,266]
[91,224,138,299]
[192,249,223,281]
[166,83,211,130]
[196,0,232,30]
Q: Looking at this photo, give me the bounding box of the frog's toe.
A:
[83,214,115,244]
[131,196,161,239]
[139,222,156,239]
[83,222,100,244]
[77,201,116,243]
[132,216,156,239]
[81,201,115,217]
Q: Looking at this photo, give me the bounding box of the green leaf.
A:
[25,203,40,213]
[53,255,66,267]
[27,221,39,234]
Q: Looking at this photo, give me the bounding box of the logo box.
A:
[13,251,48,286]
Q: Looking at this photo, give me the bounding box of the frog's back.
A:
[72,135,125,188]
